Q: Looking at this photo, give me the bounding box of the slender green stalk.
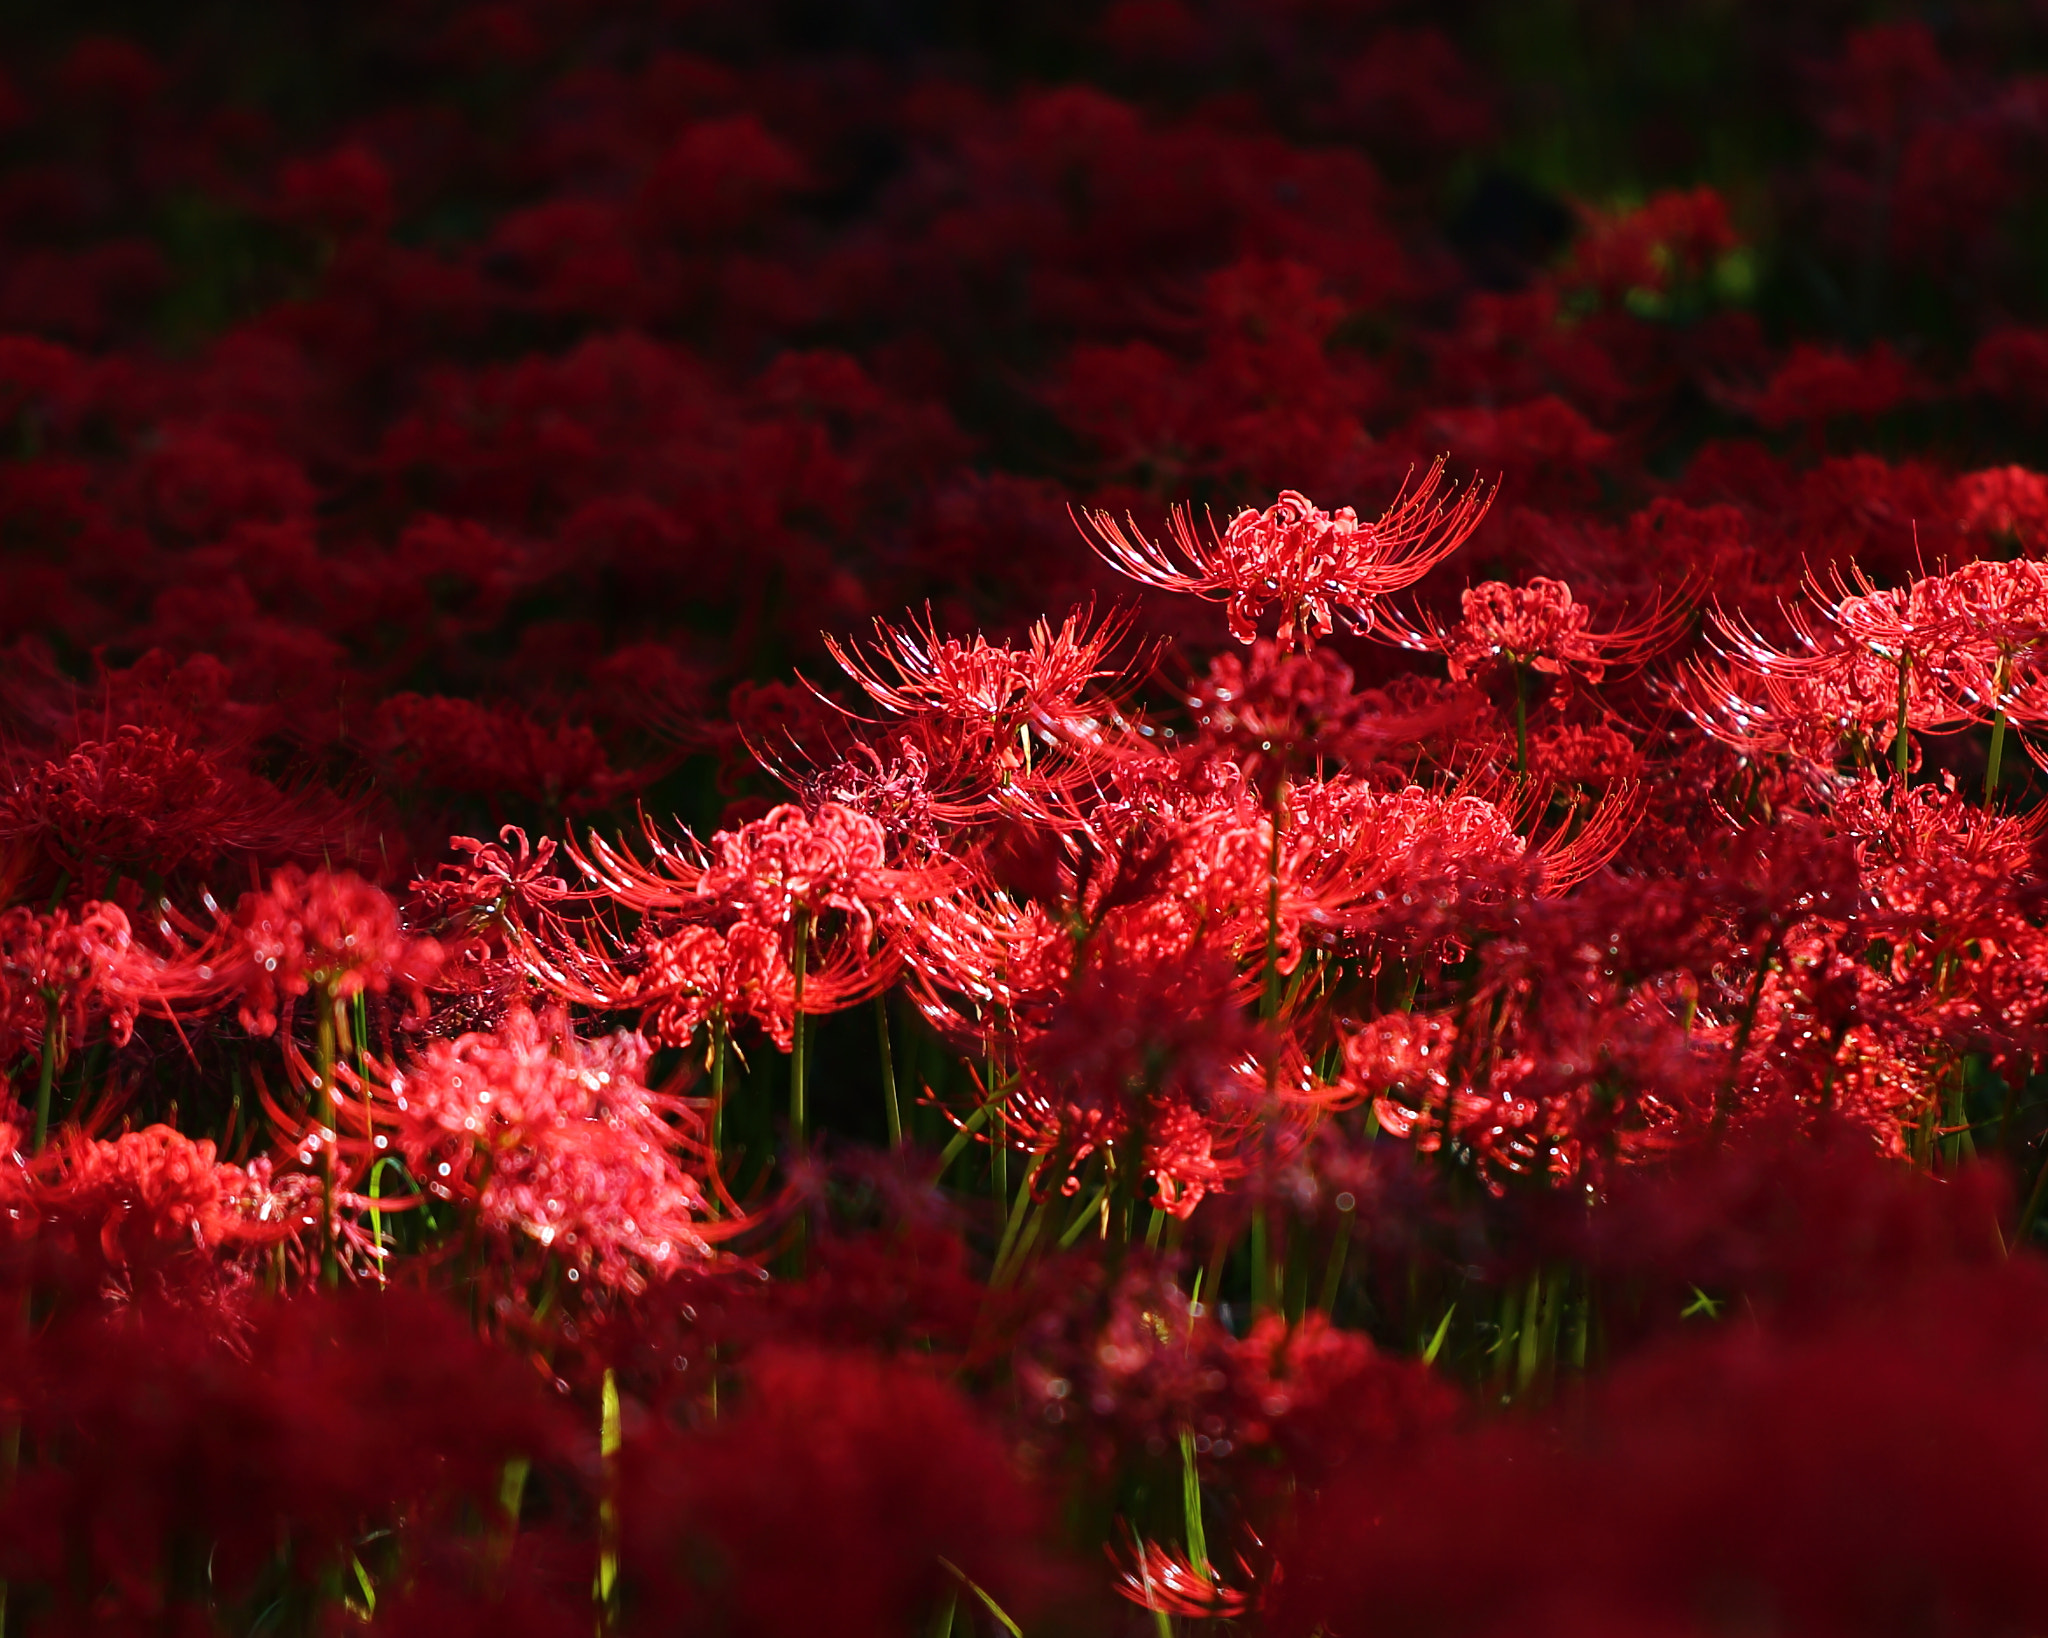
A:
[937,1098,995,1174]
[990,1054,1007,1207]
[1494,1282,1522,1388]
[876,996,902,1147]
[1249,1207,1271,1313]
[1944,1063,1977,1168]
[1422,1303,1456,1365]
[1317,1195,1356,1312]
[938,1560,1022,1637]
[314,989,340,1288]
[992,1193,1049,1288]
[2017,1142,2048,1244]
[1202,1225,1234,1318]
[595,1368,622,1627]
[788,911,811,1152]
[1515,1267,1546,1394]
[367,1157,395,1285]
[1987,653,2011,800]
[494,1456,531,1568]
[1894,655,1912,782]
[1179,1427,1210,1580]
[709,1009,728,1169]
[991,1152,1046,1282]
[1056,1172,1113,1250]
[1719,929,1782,1126]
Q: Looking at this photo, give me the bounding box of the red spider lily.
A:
[1954,464,2048,551]
[541,803,952,1052]
[415,825,580,929]
[1287,777,1642,958]
[825,604,1130,737]
[341,1004,737,1289]
[523,804,947,1054]
[1742,340,1926,430]
[33,1123,302,1271]
[899,882,1073,1037]
[1080,463,1493,647]
[1824,777,2048,1080]
[1111,1527,1261,1620]
[1012,1254,1456,1484]
[369,692,645,815]
[1674,649,1926,767]
[0,901,142,1060]
[522,910,891,1054]
[819,603,1137,809]
[226,866,444,1037]
[1382,574,1688,684]
[1689,587,1975,773]
[0,723,353,894]
[1344,1000,1704,1184]
[793,739,947,856]
[575,802,921,940]
[1004,942,1267,1216]
[0,900,220,1090]
[1526,721,1644,788]
[1180,639,1492,788]
[1689,555,2048,787]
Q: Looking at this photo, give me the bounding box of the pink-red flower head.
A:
[1081,463,1492,647]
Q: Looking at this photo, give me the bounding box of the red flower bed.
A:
[0,3,2046,1633]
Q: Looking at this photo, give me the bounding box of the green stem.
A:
[1894,654,1912,783]
[1179,1427,1210,1581]
[495,1456,531,1568]
[595,1368,621,1628]
[1986,655,2011,801]
[709,1008,727,1168]
[1317,1197,1356,1313]
[1493,1281,1522,1388]
[991,1151,1046,1280]
[876,996,902,1147]
[315,990,339,1288]
[1515,1267,1546,1395]
[2017,1140,2048,1244]
[937,1098,995,1174]
[788,910,810,1153]
[1056,1176,1113,1249]
[1720,929,1782,1126]
[989,1048,1006,1205]
[368,1156,394,1284]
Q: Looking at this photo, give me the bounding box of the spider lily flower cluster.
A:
[8,5,2048,1636]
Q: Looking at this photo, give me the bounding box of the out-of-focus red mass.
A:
[5,1,2048,1633]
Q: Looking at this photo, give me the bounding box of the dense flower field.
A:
[5,2,2048,1632]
